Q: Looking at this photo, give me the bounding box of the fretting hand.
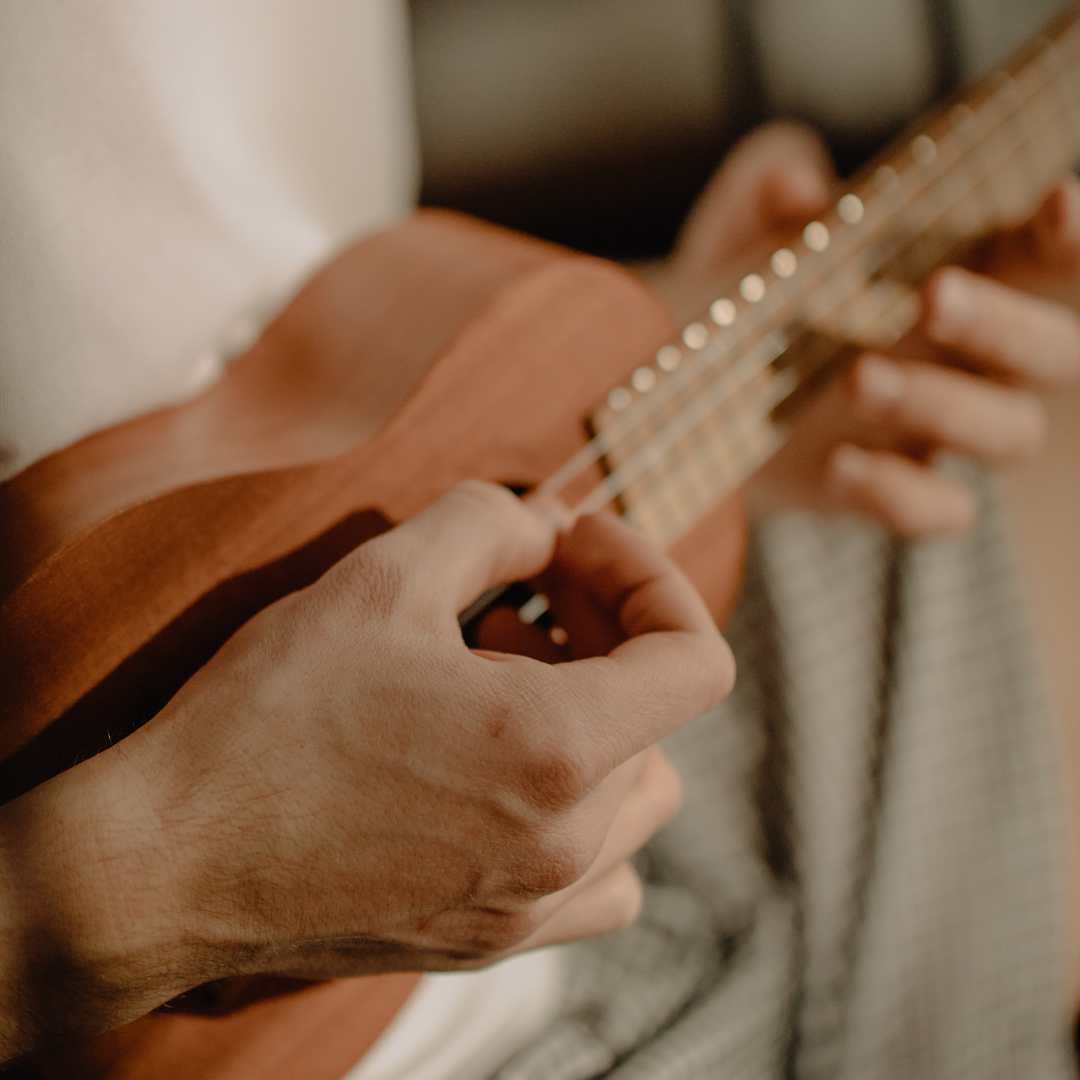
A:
[647,122,1080,538]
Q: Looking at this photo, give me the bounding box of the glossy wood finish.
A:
[0,210,745,784]
[2,209,747,1080]
[33,974,421,1080]
[0,211,558,600]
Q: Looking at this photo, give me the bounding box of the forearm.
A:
[0,743,201,1060]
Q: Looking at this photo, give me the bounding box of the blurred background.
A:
[408,0,1068,257]
[406,0,1079,783]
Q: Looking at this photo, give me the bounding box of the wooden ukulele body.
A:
[2,210,745,1080]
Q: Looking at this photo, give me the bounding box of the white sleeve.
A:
[0,0,419,482]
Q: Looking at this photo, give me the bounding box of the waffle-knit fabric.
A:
[495,466,1075,1079]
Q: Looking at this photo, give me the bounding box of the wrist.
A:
[0,737,207,1056]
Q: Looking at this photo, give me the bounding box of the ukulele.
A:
[7,7,1080,1078]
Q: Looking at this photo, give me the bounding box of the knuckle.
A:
[448,908,541,960]
[518,836,592,897]
[332,543,409,622]
[520,742,594,814]
[881,499,929,539]
[645,754,685,827]
[445,479,520,525]
[848,355,908,420]
[489,675,596,813]
[605,866,645,931]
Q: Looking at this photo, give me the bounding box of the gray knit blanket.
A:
[497,467,1075,1079]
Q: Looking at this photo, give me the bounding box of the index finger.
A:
[544,513,735,767]
[355,480,560,628]
[921,267,1080,388]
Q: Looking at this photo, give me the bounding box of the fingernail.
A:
[524,493,575,533]
[859,355,906,405]
[832,443,872,483]
[931,271,977,341]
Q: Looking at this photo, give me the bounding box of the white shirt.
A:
[347,949,566,1080]
[0,0,417,481]
[0,4,567,1077]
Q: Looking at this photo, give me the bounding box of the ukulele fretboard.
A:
[542,5,1080,547]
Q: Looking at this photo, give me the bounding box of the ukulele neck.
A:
[560,6,1080,549]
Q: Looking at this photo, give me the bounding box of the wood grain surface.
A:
[5,210,747,1080]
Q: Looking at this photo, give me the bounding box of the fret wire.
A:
[696,371,736,495]
[620,260,954,528]
[994,78,1040,213]
[616,408,651,516]
[646,468,691,542]
[628,386,710,539]
[544,22,1080,516]
[630,397,669,535]
[1049,34,1080,157]
[597,87,1066,517]
[601,89,1063,515]
[874,54,1065,274]
[654,393,699,531]
[629,359,800,522]
[684,413,722,509]
[965,77,1030,224]
[935,132,984,238]
[632,433,748,536]
[1008,67,1052,200]
[617,64,1019,451]
[689,395,740,503]
[1019,58,1066,187]
[538,330,739,495]
[547,147,899,496]
[614,361,723,521]
[676,376,720,506]
[630,365,797,528]
[573,362,768,520]
[572,334,789,515]
[1039,48,1079,176]
[659,460,712,540]
[699,361,789,474]
[967,103,1005,224]
[627,270,927,529]
[977,93,1025,223]
[1044,29,1080,150]
[994,48,1065,195]
[628,379,790,533]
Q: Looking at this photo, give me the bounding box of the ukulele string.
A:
[540,33,1078,519]
[571,332,792,516]
[626,70,1071,522]
[544,54,1069,512]
[543,93,1028,506]
[623,64,1077,516]
[624,47,1080,522]
[463,16,1078,636]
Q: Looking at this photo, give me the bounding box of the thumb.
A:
[352,480,560,628]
